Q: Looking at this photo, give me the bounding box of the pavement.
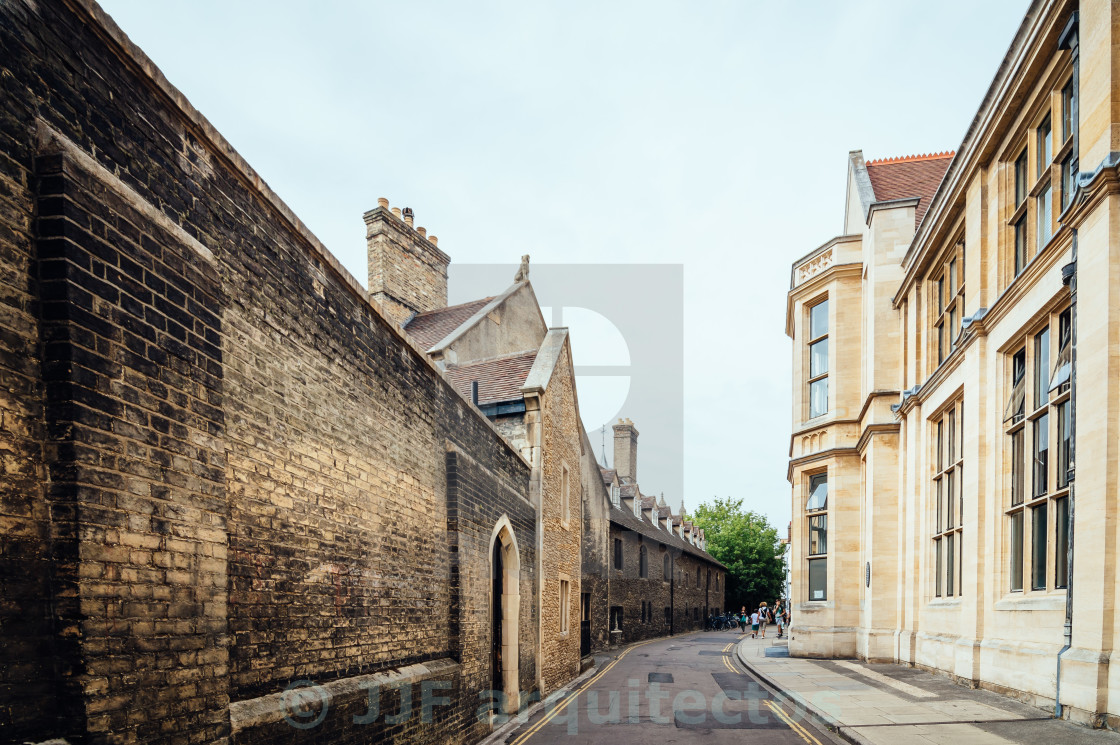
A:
[735,625,1120,745]
[486,630,844,744]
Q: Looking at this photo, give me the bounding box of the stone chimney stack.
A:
[613,418,639,482]
[364,199,450,326]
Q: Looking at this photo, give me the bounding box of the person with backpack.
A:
[774,600,786,638]
[738,606,748,634]
[758,602,771,639]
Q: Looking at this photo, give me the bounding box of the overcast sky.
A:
[100,0,1029,532]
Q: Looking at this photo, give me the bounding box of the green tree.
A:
[691,498,786,613]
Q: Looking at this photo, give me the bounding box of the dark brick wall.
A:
[446,446,537,734]
[35,149,229,741]
[579,434,611,654]
[606,525,724,645]
[0,0,535,742]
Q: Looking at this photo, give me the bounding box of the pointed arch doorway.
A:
[489,517,521,715]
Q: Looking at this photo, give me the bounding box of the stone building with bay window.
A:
[786,0,1120,725]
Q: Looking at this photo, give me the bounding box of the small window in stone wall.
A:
[639,545,648,578]
[610,606,623,631]
[561,463,570,526]
[664,607,671,624]
[613,538,623,570]
[663,554,671,581]
[559,579,570,634]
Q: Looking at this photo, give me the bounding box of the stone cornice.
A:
[867,197,919,227]
[789,234,862,289]
[1061,153,1120,230]
[857,390,901,425]
[785,263,863,338]
[967,227,1071,343]
[856,423,901,454]
[786,447,861,482]
[896,0,1066,300]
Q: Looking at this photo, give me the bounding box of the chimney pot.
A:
[391,207,402,218]
[402,207,414,226]
[377,197,390,209]
[429,236,438,246]
[417,227,427,237]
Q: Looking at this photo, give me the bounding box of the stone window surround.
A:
[805,468,828,602]
[807,296,830,420]
[929,239,966,371]
[1004,306,1072,597]
[1003,60,1074,289]
[560,462,571,530]
[931,397,964,599]
[559,575,570,636]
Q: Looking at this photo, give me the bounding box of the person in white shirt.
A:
[750,610,760,638]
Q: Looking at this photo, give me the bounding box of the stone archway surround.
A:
[489,516,521,714]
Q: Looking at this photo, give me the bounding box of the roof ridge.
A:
[865,151,955,166]
[411,296,494,318]
[446,349,537,368]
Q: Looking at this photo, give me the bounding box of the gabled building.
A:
[365,204,585,695]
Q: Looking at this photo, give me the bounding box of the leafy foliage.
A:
[691,498,787,612]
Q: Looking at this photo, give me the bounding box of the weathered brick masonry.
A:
[0,0,536,742]
[606,515,723,646]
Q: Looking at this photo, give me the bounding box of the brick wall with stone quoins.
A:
[0,0,535,742]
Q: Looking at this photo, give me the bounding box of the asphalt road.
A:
[499,632,843,745]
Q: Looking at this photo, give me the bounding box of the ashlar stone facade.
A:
[786,0,1120,728]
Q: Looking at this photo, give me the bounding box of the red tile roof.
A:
[865,152,953,229]
[403,296,494,350]
[443,352,537,406]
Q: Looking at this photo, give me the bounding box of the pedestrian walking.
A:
[750,609,760,638]
[758,602,770,639]
[774,601,786,638]
[738,606,748,634]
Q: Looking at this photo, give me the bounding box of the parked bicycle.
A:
[705,613,737,631]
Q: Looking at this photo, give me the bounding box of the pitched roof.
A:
[608,499,724,568]
[599,467,617,486]
[864,152,953,229]
[443,352,537,406]
[403,296,494,350]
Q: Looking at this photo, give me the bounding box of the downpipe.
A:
[1055,14,1078,719]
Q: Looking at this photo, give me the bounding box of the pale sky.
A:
[99,0,1030,532]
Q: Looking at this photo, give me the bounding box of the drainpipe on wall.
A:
[1055,11,1078,720]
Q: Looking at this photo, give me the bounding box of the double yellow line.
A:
[765,700,822,745]
[510,636,661,745]
[725,642,821,745]
[721,642,737,674]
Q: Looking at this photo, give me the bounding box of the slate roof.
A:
[609,500,724,568]
[599,468,617,485]
[865,152,953,229]
[403,296,494,350]
[443,352,537,406]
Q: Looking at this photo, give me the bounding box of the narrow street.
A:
[499,632,840,744]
